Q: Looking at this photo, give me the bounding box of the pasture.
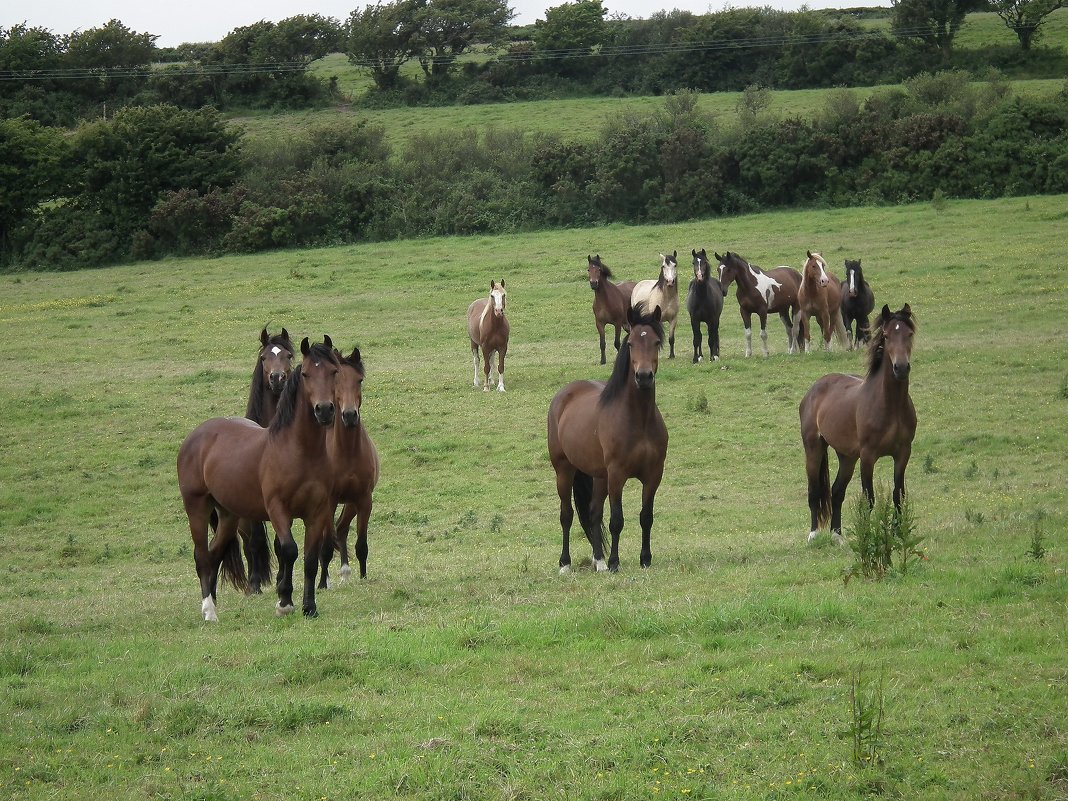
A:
[1,194,1066,800]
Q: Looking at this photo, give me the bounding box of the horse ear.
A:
[300,337,311,356]
[672,250,677,259]
[350,347,361,363]
[880,305,892,323]
[714,252,723,262]
[281,327,289,342]
[260,328,269,346]
[901,303,911,317]
[807,250,813,258]
[500,278,505,288]
[652,305,662,323]
[691,248,697,257]
[323,334,332,349]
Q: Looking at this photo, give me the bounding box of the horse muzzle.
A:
[341,408,360,428]
[634,369,656,390]
[892,361,911,380]
[268,372,288,392]
[314,402,335,425]
[589,280,600,291]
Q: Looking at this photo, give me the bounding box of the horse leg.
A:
[496,346,506,392]
[555,466,576,573]
[758,312,770,357]
[240,518,270,594]
[268,507,299,616]
[185,494,221,621]
[821,310,833,351]
[597,321,607,365]
[318,516,337,590]
[742,311,753,358]
[589,477,610,572]
[353,492,372,579]
[668,317,676,359]
[605,474,626,573]
[471,343,481,388]
[332,502,355,581]
[691,317,702,364]
[710,320,720,362]
[302,511,331,617]
[829,453,858,546]
[779,311,796,355]
[803,436,830,543]
[892,446,911,513]
[638,471,662,569]
[857,313,871,345]
[859,455,877,509]
[482,346,493,392]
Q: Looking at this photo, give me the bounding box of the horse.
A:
[319,347,380,587]
[586,255,636,365]
[239,327,294,593]
[798,251,848,353]
[799,305,917,545]
[716,251,803,357]
[841,259,875,349]
[467,280,510,392]
[686,248,723,363]
[177,337,340,621]
[631,252,679,359]
[547,304,668,573]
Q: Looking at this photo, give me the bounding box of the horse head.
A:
[715,251,738,293]
[489,279,507,318]
[691,249,710,283]
[876,304,915,381]
[844,259,862,298]
[587,255,611,290]
[299,336,339,426]
[659,251,678,288]
[259,327,294,393]
[805,251,829,288]
[626,304,664,390]
[334,347,365,429]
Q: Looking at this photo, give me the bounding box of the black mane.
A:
[867,308,916,377]
[845,258,865,283]
[590,255,613,280]
[337,348,365,376]
[270,342,338,433]
[246,331,294,424]
[599,308,665,406]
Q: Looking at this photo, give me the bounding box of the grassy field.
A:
[1,195,1066,800]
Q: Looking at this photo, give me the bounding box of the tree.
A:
[347,0,424,91]
[62,18,157,68]
[533,0,608,78]
[988,0,1064,50]
[890,0,985,60]
[412,0,513,80]
[0,116,67,255]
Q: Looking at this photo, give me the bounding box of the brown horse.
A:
[548,304,668,573]
[467,280,510,391]
[798,251,847,352]
[177,337,339,620]
[799,305,917,544]
[631,252,680,359]
[320,347,380,587]
[716,251,803,357]
[587,255,636,365]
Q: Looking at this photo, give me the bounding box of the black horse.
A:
[686,249,723,363]
[840,259,875,350]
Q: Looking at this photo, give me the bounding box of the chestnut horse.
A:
[320,347,380,587]
[799,305,917,544]
[841,259,875,349]
[587,255,636,365]
[798,251,847,353]
[467,280,510,391]
[631,252,679,359]
[548,304,668,573]
[686,248,723,363]
[716,251,803,357]
[177,337,339,620]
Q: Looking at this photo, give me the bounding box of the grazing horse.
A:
[586,255,636,365]
[686,248,723,363]
[631,252,679,358]
[467,280,510,391]
[798,251,848,353]
[177,337,340,620]
[239,327,294,593]
[799,305,917,544]
[547,304,668,573]
[716,251,803,357]
[841,259,875,349]
[320,347,380,587]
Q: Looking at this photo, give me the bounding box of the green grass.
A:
[1,195,1067,800]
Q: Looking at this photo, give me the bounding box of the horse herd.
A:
[177,249,915,621]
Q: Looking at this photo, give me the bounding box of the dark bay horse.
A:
[177,337,340,620]
[587,255,636,365]
[798,251,847,353]
[716,251,803,357]
[686,248,723,363]
[547,304,668,573]
[467,280,510,391]
[841,259,875,349]
[632,252,680,359]
[320,347,380,587]
[799,305,917,544]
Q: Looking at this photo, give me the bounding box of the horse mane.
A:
[590,256,613,280]
[270,342,338,433]
[845,258,864,282]
[599,307,665,406]
[246,331,293,424]
[866,309,916,377]
[337,348,365,376]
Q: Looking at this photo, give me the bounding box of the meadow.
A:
[1,194,1066,800]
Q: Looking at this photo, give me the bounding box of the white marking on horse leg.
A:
[559,565,571,575]
[325,574,334,590]
[472,351,480,388]
[201,596,218,622]
[340,564,352,581]
[760,327,769,357]
[744,327,753,358]
[594,558,609,572]
[275,601,295,616]
[497,375,505,392]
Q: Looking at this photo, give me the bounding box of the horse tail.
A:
[815,448,831,530]
[243,520,275,579]
[218,534,251,594]
[832,307,848,347]
[572,470,606,557]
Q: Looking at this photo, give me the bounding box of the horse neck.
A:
[331,420,365,457]
[480,304,505,337]
[733,261,758,294]
[606,377,659,426]
[272,394,329,454]
[866,356,910,407]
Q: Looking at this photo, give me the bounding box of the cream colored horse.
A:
[631,252,679,358]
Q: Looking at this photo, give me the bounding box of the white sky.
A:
[4,0,888,48]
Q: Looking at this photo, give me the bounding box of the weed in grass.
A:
[1059,375,1068,399]
[965,508,985,526]
[932,189,948,211]
[963,460,979,479]
[688,390,709,414]
[490,513,504,534]
[1027,522,1046,560]
[922,453,938,474]
[844,488,924,583]
[850,665,887,769]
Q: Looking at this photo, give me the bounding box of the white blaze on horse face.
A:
[849,269,856,294]
[271,346,282,356]
[660,255,678,286]
[748,264,782,306]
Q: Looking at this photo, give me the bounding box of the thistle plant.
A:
[844,486,924,583]
[850,665,887,768]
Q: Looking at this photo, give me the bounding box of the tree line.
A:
[3,72,1067,270]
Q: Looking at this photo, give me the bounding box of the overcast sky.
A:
[5,0,887,48]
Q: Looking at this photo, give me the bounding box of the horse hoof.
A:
[201,597,219,622]
[807,530,818,544]
[303,606,318,618]
[497,386,505,393]
[594,559,609,572]
[275,602,295,616]
[559,564,571,575]
[340,565,352,581]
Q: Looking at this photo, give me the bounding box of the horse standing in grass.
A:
[467,280,509,392]
[716,251,802,357]
[632,252,679,358]
[586,255,636,365]
[686,248,723,363]
[177,337,339,620]
[798,251,848,353]
[841,259,875,349]
[547,305,668,573]
[799,305,917,544]
[320,347,380,587]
